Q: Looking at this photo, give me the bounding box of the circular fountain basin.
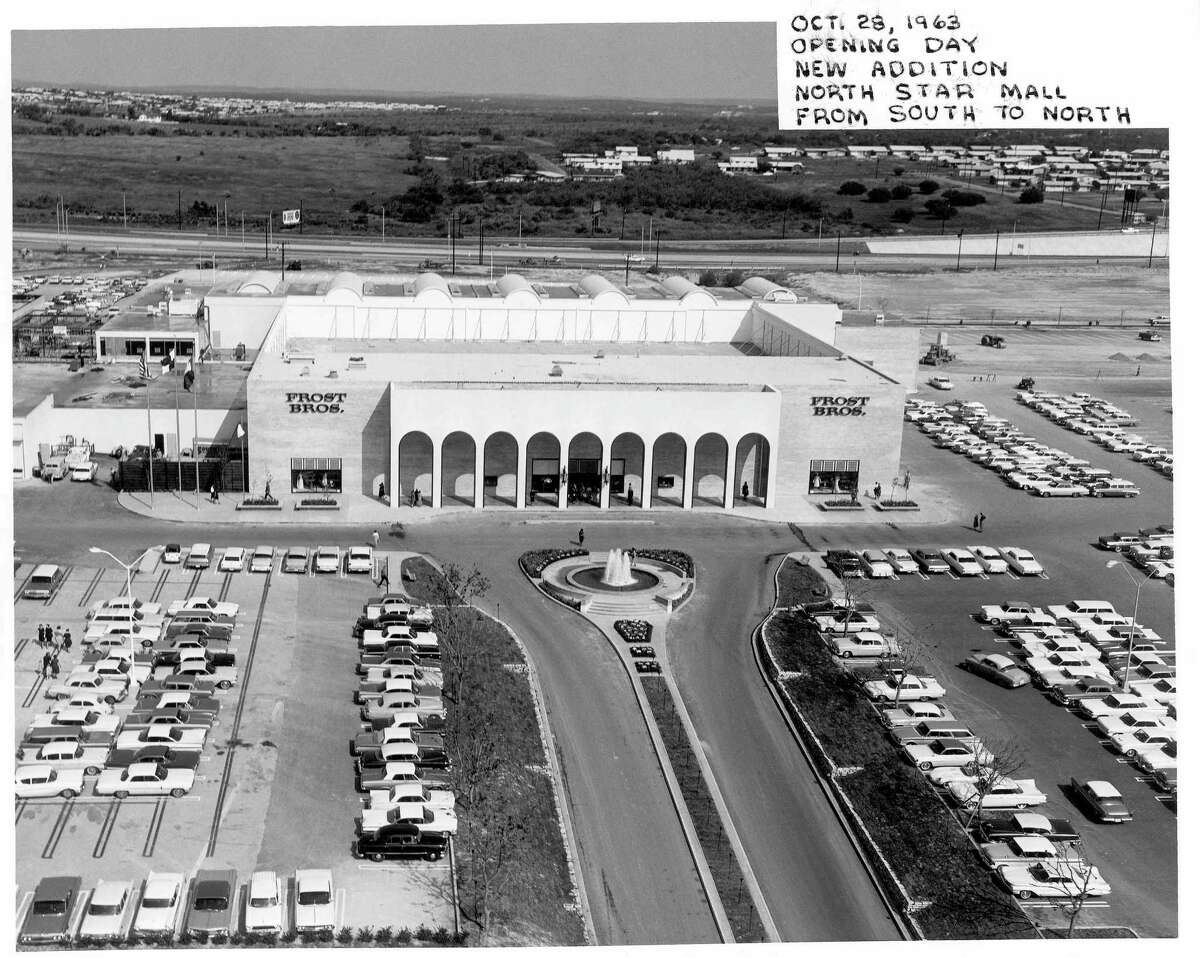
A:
[566,565,662,593]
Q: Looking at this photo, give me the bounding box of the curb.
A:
[517,563,733,943]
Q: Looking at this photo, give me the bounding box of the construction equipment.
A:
[981,334,1006,348]
[920,343,956,366]
[1017,377,1035,390]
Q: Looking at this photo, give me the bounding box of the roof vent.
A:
[549,364,563,378]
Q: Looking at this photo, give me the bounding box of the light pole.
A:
[1105,560,1154,691]
[89,546,155,660]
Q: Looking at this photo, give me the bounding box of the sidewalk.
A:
[116,482,960,527]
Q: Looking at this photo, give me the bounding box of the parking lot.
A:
[12,549,453,940]
[798,375,1176,937]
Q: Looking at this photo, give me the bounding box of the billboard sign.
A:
[281,209,301,226]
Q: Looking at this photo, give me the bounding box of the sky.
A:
[10,22,775,101]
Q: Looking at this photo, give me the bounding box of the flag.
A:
[235,423,245,438]
[183,358,195,392]
[160,354,171,372]
[138,353,149,379]
[168,348,176,371]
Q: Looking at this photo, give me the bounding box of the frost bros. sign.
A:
[812,396,870,416]
[286,392,347,413]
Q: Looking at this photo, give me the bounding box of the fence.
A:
[117,456,247,494]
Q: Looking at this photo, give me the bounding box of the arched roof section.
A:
[413,272,454,305]
[497,273,540,307]
[739,276,798,303]
[661,275,718,307]
[237,271,280,296]
[579,274,630,307]
[325,271,364,303]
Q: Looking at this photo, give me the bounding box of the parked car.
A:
[314,546,341,574]
[947,777,1047,809]
[95,762,195,798]
[184,868,237,935]
[184,543,212,569]
[132,872,186,942]
[217,547,247,572]
[1048,678,1117,706]
[823,550,863,578]
[878,701,957,728]
[962,652,1029,688]
[46,673,128,703]
[997,861,1110,900]
[249,545,274,573]
[162,544,183,565]
[87,596,163,621]
[970,546,1010,574]
[912,549,950,574]
[167,596,239,618]
[77,880,136,943]
[244,871,285,935]
[979,600,1040,626]
[978,835,1081,870]
[293,869,336,933]
[810,609,881,633]
[943,549,985,576]
[14,765,86,799]
[1070,778,1133,823]
[903,740,990,771]
[859,550,894,578]
[282,547,309,574]
[347,546,374,575]
[999,547,1045,576]
[17,739,110,774]
[928,375,953,390]
[863,673,946,702]
[828,632,900,659]
[354,823,446,862]
[115,726,208,751]
[977,812,1081,846]
[19,876,82,945]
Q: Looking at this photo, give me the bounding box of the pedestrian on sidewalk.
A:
[578,528,585,548]
[53,625,63,647]
[36,624,45,648]
[741,481,749,501]
[378,564,390,593]
[972,513,980,531]
[978,513,987,532]
[50,655,61,679]
[371,529,380,548]
[62,630,72,654]
[41,650,52,677]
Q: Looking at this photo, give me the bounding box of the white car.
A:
[942,549,985,576]
[1077,693,1158,720]
[87,596,163,620]
[314,546,341,574]
[116,726,209,750]
[863,674,947,702]
[78,880,136,943]
[882,548,919,574]
[70,461,99,482]
[249,546,274,573]
[996,862,1110,900]
[970,546,1009,574]
[979,835,1081,870]
[347,546,374,575]
[878,701,957,728]
[46,673,129,702]
[998,547,1044,576]
[903,740,991,772]
[859,550,894,578]
[1030,479,1088,498]
[14,765,86,799]
[17,740,110,774]
[217,547,246,573]
[1109,727,1175,758]
[94,762,195,798]
[245,871,284,934]
[947,777,1047,809]
[132,872,186,941]
[928,376,953,390]
[167,596,239,617]
[293,869,336,933]
[828,632,900,659]
[810,610,882,634]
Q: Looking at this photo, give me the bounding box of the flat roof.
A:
[14,361,249,413]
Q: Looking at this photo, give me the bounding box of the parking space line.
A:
[14,567,35,600]
[142,797,168,857]
[186,569,202,597]
[92,800,122,858]
[21,675,47,709]
[334,888,347,929]
[41,799,76,859]
[76,568,104,608]
[217,573,233,603]
[15,800,28,825]
[45,566,74,605]
[14,638,29,661]
[149,568,170,604]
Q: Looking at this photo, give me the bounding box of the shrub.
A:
[891,183,913,200]
[374,925,394,943]
[615,619,652,643]
[698,270,718,286]
[942,189,987,207]
[1018,186,1045,204]
[924,198,958,220]
[211,931,228,946]
[177,930,194,946]
[837,180,867,195]
[299,929,316,945]
[432,927,453,945]
[193,929,209,945]
[280,928,298,944]
[891,207,915,223]
[865,187,893,203]
[414,924,433,941]
[519,548,587,576]
[893,166,906,176]
[317,928,334,943]
[354,926,374,943]
[918,179,940,194]
[395,927,414,944]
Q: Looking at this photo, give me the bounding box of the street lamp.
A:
[1105,560,1154,691]
[89,546,155,660]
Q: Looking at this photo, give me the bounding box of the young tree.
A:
[425,562,491,704]
[1055,842,1104,938]
[865,187,893,203]
[891,207,914,223]
[1018,186,1045,204]
[881,626,932,707]
[963,736,1027,829]
[837,180,867,196]
[917,179,940,194]
[891,183,913,201]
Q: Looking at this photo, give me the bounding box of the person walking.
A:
[36,624,45,648]
[50,654,61,679]
[874,482,882,500]
[62,630,72,654]
[371,529,380,549]
[378,563,390,593]
[741,481,749,501]
[972,513,980,531]
[41,650,52,677]
[54,625,64,647]
[627,486,634,506]
[578,528,585,548]
[978,513,987,532]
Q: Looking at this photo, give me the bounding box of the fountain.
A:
[601,548,636,588]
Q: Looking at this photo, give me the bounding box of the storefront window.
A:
[291,457,343,494]
[809,459,860,496]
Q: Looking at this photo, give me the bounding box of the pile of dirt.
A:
[1136,353,1167,362]
[1108,352,1134,362]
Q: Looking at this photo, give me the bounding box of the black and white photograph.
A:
[3,1,1193,950]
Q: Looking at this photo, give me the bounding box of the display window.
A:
[291,457,342,493]
[809,459,860,495]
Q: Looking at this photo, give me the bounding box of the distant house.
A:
[717,155,759,175]
[802,147,844,158]
[656,148,696,164]
[887,145,928,157]
[846,145,888,158]
[605,147,653,167]
[767,158,805,173]
[764,145,800,159]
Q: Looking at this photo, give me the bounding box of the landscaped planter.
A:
[875,501,920,512]
[236,497,282,511]
[819,500,865,511]
[295,498,340,511]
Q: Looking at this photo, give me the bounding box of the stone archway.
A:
[651,433,687,508]
[734,433,771,507]
[691,433,729,507]
[398,431,434,507]
[609,432,645,508]
[526,431,562,507]
[567,432,603,507]
[440,431,476,507]
[483,431,519,507]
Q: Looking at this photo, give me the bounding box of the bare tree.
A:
[459,781,529,938]
[1055,842,1104,938]
[879,622,936,707]
[964,736,1027,830]
[424,562,491,705]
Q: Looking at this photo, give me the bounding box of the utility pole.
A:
[1097,188,1108,230]
[1147,218,1158,269]
[265,212,269,259]
[624,254,630,286]
[993,229,1000,271]
[654,230,661,272]
[177,189,182,232]
[299,198,304,236]
[835,232,842,272]
[381,206,386,243]
[122,191,128,229]
[517,208,523,247]
[450,213,457,275]
[280,241,286,281]
[241,211,245,249]
[955,230,964,272]
[478,215,484,265]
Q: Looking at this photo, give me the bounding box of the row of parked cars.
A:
[14,593,243,801]
[348,595,456,863]
[1098,525,1175,584]
[972,598,1177,794]
[1018,389,1173,479]
[795,598,1116,900]
[825,545,1044,579]
[17,868,337,945]
[906,398,1142,498]
[163,542,375,576]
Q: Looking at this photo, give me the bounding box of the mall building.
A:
[15,269,918,515]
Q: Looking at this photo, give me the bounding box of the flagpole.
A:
[240,425,247,495]
[145,374,155,508]
[193,364,200,503]
[175,381,185,502]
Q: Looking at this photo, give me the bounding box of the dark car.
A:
[976,813,1081,846]
[353,728,446,758]
[629,646,656,658]
[19,875,82,945]
[169,610,236,628]
[961,652,1030,689]
[105,744,203,771]
[1071,778,1133,823]
[1050,678,1118,707]
[134,692,221,719]
[358,763,452,791]
[355,738,450,771]
[355,652,421,675]
[184,868,237,934]
[139,674,218,697]
[152,649,235,669]
[163,621,235,642]
[913,549,951,574]
[824,550,863,578]
[361,648,441,669]
[124,707,217,731]
[354,823,446,862]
